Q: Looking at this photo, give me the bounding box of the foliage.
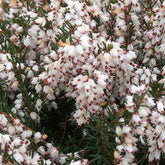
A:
[0,0,164,165]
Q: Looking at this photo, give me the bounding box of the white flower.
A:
[0,114,8,126]
[43,85,50,94]
[131,85,145,94]
[153,68,160,74]
[126,95,134,106]
[36,99,42,112]
[0,64,5,72]
[123,126,132,134]
[30,159,38,165]
[0,155,2,164]
[76,45,84,55]
[27,11,38,18]
[23,36,31,47]
[138,107,149,117]
[35,17,44,24]
[13,152,24,163]
[13,118,21,125]
[155,149,161,161]
[8,126,15,135]
[117,145,125,153]
[38,146,46,155]
[131,0,137,5]
[16,27,23,33]
[73,110,87,126]
[51,101,58,109]
[144,68,151,76]
[132,114,141,124]
[32,65,39,72]
[157,116,165,124]
[125,144,134,153]
[15,125,23,133]
[124,0,131,5]
[146,97,155,107]
[30,112,40,122]
[1,134,11,150]
[157,100,164,113]
[35,84,42,93]
[15,104,23,110]
[13,138,21,146]
[59,156,67,164]
[27,70,34,78]
[148,151,155,162]
[69,159,89,165]
[6,62,13,71]
[48,147,59,159]
[31,77,39,85]
[161,129,165,141]
[21,130,32,139]
[34,132,42,139]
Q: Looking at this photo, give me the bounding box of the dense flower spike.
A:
[117,85,165,164]
[0,0,164,164]
[0,113,59,164]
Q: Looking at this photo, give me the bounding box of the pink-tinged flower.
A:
[10,35,18,42]
[13,118,21,125]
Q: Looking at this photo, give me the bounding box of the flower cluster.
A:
[115,85,165,164]
[0,112,60,165]
[0,0,164,164]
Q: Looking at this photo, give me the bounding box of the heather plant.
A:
[0,0,164,164]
